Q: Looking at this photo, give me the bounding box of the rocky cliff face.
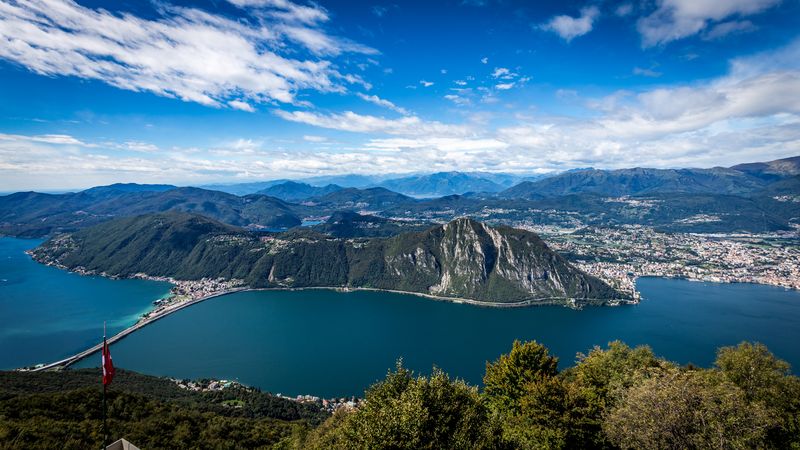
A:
[378,217,625,304]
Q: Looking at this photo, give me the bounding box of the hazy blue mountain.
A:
[499,167,769,199]
[256,181,343,202]
[307,187,416,211]
[33,213,627,305]
[731,155,800,181]
[377,172,505,197]
[81,183,177,198]
[300,174,382,188]
[198,180,291,196]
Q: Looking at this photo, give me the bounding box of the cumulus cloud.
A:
[541,6,600,42]
[0,0,374,109]
[637,0,779,47]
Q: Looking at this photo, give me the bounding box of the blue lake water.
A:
[0,238,172,369]
[79,279,800,398]
[3,236,800,397]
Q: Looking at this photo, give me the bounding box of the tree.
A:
[603,369,775,449]
[303,362,503,450]
[715,341,790,402]
[483,340,559,414]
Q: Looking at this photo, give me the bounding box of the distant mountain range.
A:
[31,213,627,306]
[0,186,301,237]
[1,155,798,238]
[498,160,797,199]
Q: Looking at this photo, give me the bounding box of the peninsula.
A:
[30,212,632,307]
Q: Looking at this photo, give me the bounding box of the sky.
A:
[1,0,799,190]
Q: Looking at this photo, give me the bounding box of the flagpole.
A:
[102,321,107,450]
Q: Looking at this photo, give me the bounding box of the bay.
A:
[73,278,800,398]
[0,238,172,369]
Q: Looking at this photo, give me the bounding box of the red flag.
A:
[102,338,115,386]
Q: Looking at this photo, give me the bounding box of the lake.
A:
[3,237,800,398]
[78,279,800,398]
[0,238,172,369]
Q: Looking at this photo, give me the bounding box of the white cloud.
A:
[274,110,471,136]
[615,3,634,17]
[0,0,374,109]
[491,67,514,79]
[356,93,410,115]
[444,94,471,105]
[495,83,515,90]
[420,80,435,87]
[637,0,779,47]
[226,0,329,24]
[303,135,328,142]
[541,6,600,42]
[481,57,489,64]
[703,20,757,40]
[633,67,662,77]
[228,100,256,112]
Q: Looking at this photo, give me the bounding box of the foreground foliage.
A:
[304,341,799,450]
[2,342,798,449]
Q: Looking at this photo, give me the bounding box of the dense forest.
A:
[1,340,798,449]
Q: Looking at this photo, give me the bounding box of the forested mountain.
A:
[499,167,769,199]
[377,172,506,197]
[257,181,343,201]
[731,155,800,181]
[0,187,301,237]
[31,213,627,305]
[499,155,800,199]
[310,211,429,237]
[307,187,416,211]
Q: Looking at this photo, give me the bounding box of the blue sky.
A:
[1,0,799,190]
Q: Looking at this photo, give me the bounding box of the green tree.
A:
[483,340,559,414]
[304,362,503,450]
[715,341,790,401]
[603,369,775,450]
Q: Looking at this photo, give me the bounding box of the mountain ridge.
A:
[31,212,629,306]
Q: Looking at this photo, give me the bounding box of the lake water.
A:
[3,237,799,398]
[0,238,172,369]
[76,279,800,398]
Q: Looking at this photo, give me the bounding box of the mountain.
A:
[311,211,429,238]
[377,172,505,197]
[0,187,301,237]
[731,155,800,181]
[257,181,343,202]
[307,187,416,211]
[300,174,381,188]
[32,213,628,306]
[81,183,177,198]
[500,167,769,199]
[198,180,290,196]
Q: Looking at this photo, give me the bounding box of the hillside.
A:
[732,155,800,181]
[311,211,429,237]
[31,213,628,306]
[307,187,416,211]
[500,167,769,199]
[257,181,343,201]
[377,172,505,197]
[0,187,301,237]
